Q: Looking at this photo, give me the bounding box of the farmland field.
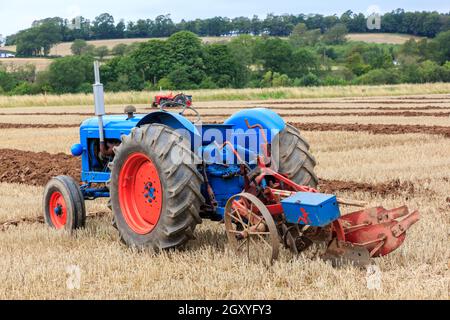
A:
[0,58,52,72]
[0,84,448,299]
[1,33,423,72]
[347,33,424,44]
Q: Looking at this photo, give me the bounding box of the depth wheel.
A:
[224,193,280,264]
[43,176,86,231]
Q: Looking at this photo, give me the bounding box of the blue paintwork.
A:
[79,114,144,183]
[137,111,200,136]
[281,192,341,227]
[224,108,286,143]
[71,143,83,157]
[206,164,244,213]
[201,143,258,165]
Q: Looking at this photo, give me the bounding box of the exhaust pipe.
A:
[93,61,112,157]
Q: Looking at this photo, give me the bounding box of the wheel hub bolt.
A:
[54,205,63,216]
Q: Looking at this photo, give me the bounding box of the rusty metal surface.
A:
[338,206,420,257]
[224,193,280,265]
[322,239,371,268]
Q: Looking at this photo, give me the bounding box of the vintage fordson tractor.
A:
[43,63,419,266]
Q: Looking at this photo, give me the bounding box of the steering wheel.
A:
[160,99,201,124]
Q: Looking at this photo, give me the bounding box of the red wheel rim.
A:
[49,191,67,229]
[118,153,163,235]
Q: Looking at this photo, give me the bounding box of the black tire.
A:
[272,123,318,188]
[109,124,204,251]
[43,176,86,231]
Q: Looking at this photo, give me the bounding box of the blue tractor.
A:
[43,63,419,266]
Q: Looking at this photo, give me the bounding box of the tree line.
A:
[1,29,449,95]
[7,9,450,57]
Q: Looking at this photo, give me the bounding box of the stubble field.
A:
[0,86,448,299]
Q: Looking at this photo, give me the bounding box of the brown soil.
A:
[281,111,450,117]
[319,179,416,197]
[0,123,79,129]
[0,216,45,232]
[0,149,80,186]
[290,122,450,138]
[259,100,449,105]
[296,111,450,117]
[257,105,450,111]
[0,211,109,232]
[0,112,93,116]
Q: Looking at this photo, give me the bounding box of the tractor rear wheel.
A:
[272,124,318,188]
[43,176,86,231]
[109,124,204,251]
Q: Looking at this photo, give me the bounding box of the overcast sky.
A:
[1,0,449,37]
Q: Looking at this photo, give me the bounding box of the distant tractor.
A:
[43,62,419,266]
[152,92,193,108]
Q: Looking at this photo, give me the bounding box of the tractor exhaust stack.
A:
[93,61,108,157]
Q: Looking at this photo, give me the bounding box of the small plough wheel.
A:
[43,176,86,231]
[224,193,280,264]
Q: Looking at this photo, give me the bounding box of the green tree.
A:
[166,31,206,84]
[432,30,450,64]
[167,64,196,89]
[204,44,239,87]
[272,73,291,87]
[111,43,128,56]
[37,22,63,55]
[289,23,308,47]
[131,39,170,85]
[356,69,399,85]
[15,21,61,56]
[298,73,321,86]
[101,56,143,91]
[253,38,293,75]
[346,52,370,76]
[94,46,110,61]
[92,13,116,39]
[322,23,348,45]
[71,39,88,55]
[48,55,94,93]
[228,35,256,86]
[290,48,320,77]
[0,70,17,92]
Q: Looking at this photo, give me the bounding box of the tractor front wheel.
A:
[43,176,86,231]
[109,124,204,251]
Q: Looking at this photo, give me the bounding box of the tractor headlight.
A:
[71,144,84,157]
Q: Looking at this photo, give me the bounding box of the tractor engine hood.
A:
[80,114,145,139]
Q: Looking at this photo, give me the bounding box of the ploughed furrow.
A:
[319,179,416,197]
[290,122,450,138]
[0,149,80,186]
[0,123,79,129]
[258,99,450,105]
[0,112,94,116]
[0,211,109,232]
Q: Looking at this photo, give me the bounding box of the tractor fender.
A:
[136,111,201,150]
[224,108,286,143]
